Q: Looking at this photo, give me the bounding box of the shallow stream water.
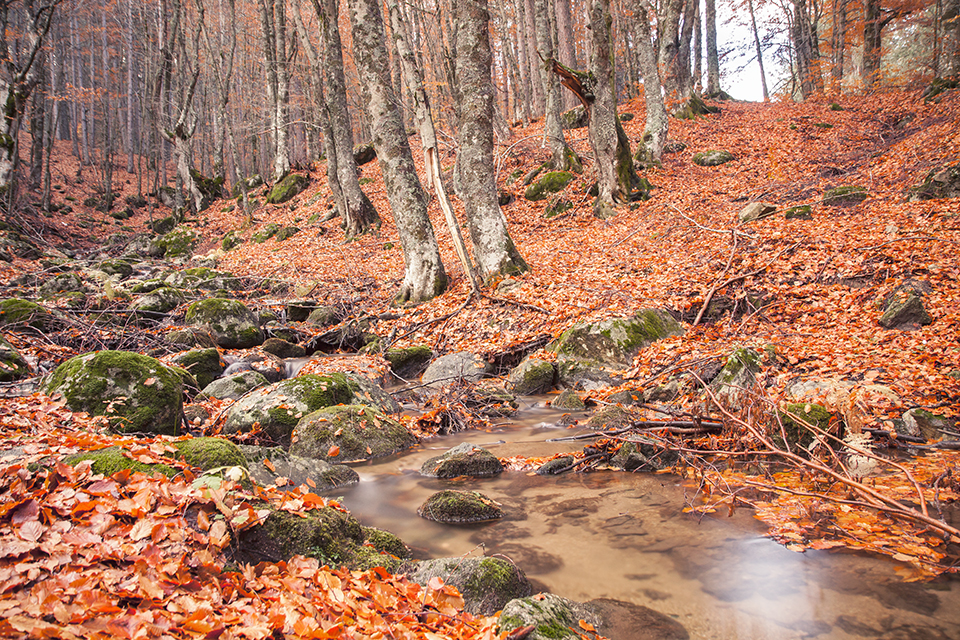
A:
[335,400,960,640]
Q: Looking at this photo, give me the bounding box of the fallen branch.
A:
[547,420,724,442]
[666,203,756,239]
[693,230,738,327]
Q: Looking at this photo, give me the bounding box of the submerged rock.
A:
[418,490,502,523]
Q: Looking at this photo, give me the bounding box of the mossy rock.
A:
[97,259,133,279]
[0,298,53,330]
[506,357,556,395]
[170,348,224,389]
[62,446,178,478]
[222,230,243,251]
[39,272,87,299]
[879,292,932,330]
[420,443,504,478]
[261,337,306,359]
[240,506,364,568]
[906,163,960,201]
[252,222,281,244]
[222,374,388,444]
[551,389,586,410]
[921,76,960,102]
[709,347,762,408]
[164,328,217,350]
[525,171,575,202]
[291,404,416,462]
[406,557,532,616]
[418,490,502,524]
[275,226,301,242]
[673,94,721,120]
[536,456,575,475]
[305,305,342,327]
[172,437,247,471]
[285,300,317,322]
[499,593,602,640]
[200,370,270,401]
[560,106,588,130]
[241,444,360,492]
[132,287,185,316]
[184,298,263,349]
[385,345,433,379]
[823,185,868,206]
[152,226,199,258]
[362,526,410,559]
[586,405,633,430]
[232,174,264,197]
[0,336,29,382]
[543,196,573,218]
[149,215,178,235]
[692,150,735,166]
[552,310,683,367]
[266,174,309,205]
[784,205,813,220]
[43,350,184,435]
[775,403,833,449]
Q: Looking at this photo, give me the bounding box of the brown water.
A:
[337,403,960,640]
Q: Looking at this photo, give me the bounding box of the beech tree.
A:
[347,0,447,304]
[633,0,669,166]
[534,0,579,171]
[257,0,291,182]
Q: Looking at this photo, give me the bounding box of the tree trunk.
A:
[258,0,291,181]
[747,0,770,100]
[456,0,528,280]
[310,0,380,237]
[347,0,447,304]
[658,0,685,102]
[705,0,720,95]
[634,0,668,165]
[555,0,579,110]
[523,0,544,113]
[862,0,881,89]
[535,0,578,171]
[944,0,960,76]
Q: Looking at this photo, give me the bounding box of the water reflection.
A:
[337,415,960,639]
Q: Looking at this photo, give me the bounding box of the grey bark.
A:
[257,0,291,181]
[555,0,578,110]
[705,0,720,95]
[310,0,380,237]
[535,0,576,171]
[634,0,668,164]
[657,0,685,101]
[456,0,528,279]
[944,0,960,76]
[523,0,544,112]
[747,0,770,100]
[347,0,447,304]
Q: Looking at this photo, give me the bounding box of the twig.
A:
[693,230,738,327]
[666,203,756,239]
[546,420,724,442]
[381,292,475,351]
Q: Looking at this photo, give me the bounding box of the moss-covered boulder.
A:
[163,327,217,350]
[552,310,683,367]
[291,405,416,462]
[240,445,359,491]
[420,443,503,478]
[775,403,833,449]
[561,106,588,130]
[385,345,433,380]
[232,174,264,196]
[418,490,502,524]
[132,287,185,316]
[357,527,410,572]
[0,298,53,330]
[184,298,263,349]
[0,336,29,382]
[266,174,309,204]
[536,456,574,475]
[506,357,556,395]
[39,272,87,299]
[692,150,734,166]
[151,226,199,258]
[551,389,586,410]
[97,259,134,279]
[173,437,247,471]
[261,337,306,359]
[305,305,342,327]
[499,593,602,640]
[252,222,280,243]
[823,185,868,206]
[784,204,813,220]
[170,348,224,389]
[222,230,243,251]
[285,300,317,322]
[200,369,269,400]
[275,226,301,242]
[708,347,762,408]
[907,163,960,201]
[236,507,364,568]
[222,373,393,444]
[902,408,956,441]
[62,446,178,478]
[586,405,633,430]
[406,557,532,616]
[525,171,575,202]
[422,351,493,387]
[43,350,183,435]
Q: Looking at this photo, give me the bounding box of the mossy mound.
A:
[173,437,247,471]
[692,149,735,166]
[552,310,683,367]
[506,357,556,395]
[170,348,224,390]
[275,226,301,242]
[385,345,433,379]
[151,226,199,258]
[543,197,573,219]
[305,306,342,327]
[784,205,813,220]
[291,404,416,462]
[97,259,134,279]
[222,230,243,251]
[43,350,184,435]
[417,490,502,524]
[551,389,585,410]
[184,298,263,349]
[0,336,29,382]
[0,298,53,330]
[39,273,87,299]
[406,557,532,616]
[775,403,833,449]
[586,405,633,430]
[62,446,178,478]
[525,171,575,202]
[266,174,308,204]
[132,287,185,316]
[499,593,602,640]
[419,443,504,478]
[241,506,364,568]
[252,223,280,243]
[823,185,868,206]
[907,163,960,201]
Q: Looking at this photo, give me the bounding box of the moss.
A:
[385,345,432,378]
[184,298,262,349]
[260,507,364,567]
[543,197,572,218]
[417,490,502,523]
[784,205,813,220]
[775,403,833,449]
[63,446,178,478]
[173,437,247,471]
[266,174,308,204]
[692,150,735,166]
[362,526,410,559]
[525,171,575,201]
[0,336,28,382]
[252,223,280,243]
[275,226,300,242]
[291,404,415,462]
[823,185,868,206]
[98,259,133,278]
[0,298,52,329]
[153,226,199,258]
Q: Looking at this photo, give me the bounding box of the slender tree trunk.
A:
[535,0,578,171]
[705,0,720,95]
[310,0,380,236]
[456,0,528,280]
[862,0,881,89]
[258,0,291,181]
[347,0,447,304]
[747,0,770,100]
[941,0,959,75]
[555,0,578,110]
[510,0,533,123]
[635,0,668,164]
[523,0,544,113]
[658,0,685,102]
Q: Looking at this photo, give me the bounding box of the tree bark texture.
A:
[705,0,720,95]
[945,0,960,76]
[534,0,577,171]
[348,0,447,304]
[455,0,528,279]
[634,1,668,165]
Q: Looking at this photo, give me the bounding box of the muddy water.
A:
[337,403,960,640]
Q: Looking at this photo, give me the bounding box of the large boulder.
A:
[170,348,224,389]
[405,557,532,616]
[173,437,247,471]
[0,298,53,330]
[265,174,308,204]
[184,298,264,349]
[221,373,395,444]
[240,445,359,491]
[506,357,556,395]
[419,443,503,478]
[552,310,683,367]
[498,593,601,640]
[131,287,185,317]
[200,369,269,400]
[422,352,493,387]
[385,345,433,380]
[418,490,502,523]
[290,405,416,462]
[879,281,933,330]
[0,336,29,382]
[150,226,199,258]
[43,350,183,434]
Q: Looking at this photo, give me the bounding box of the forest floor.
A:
[2,86,960,637]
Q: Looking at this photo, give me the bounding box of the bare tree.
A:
[705,0,720,95]
[534,0,579,171]
[634,0,668,165]
[257,0,291,181]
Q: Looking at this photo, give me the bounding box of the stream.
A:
[335,399,960,640]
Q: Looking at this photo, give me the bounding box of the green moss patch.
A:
[417,490,502,524]
[63,446,178,478]
[291,404,416,462]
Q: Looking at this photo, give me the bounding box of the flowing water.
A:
[335,400,960,640]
